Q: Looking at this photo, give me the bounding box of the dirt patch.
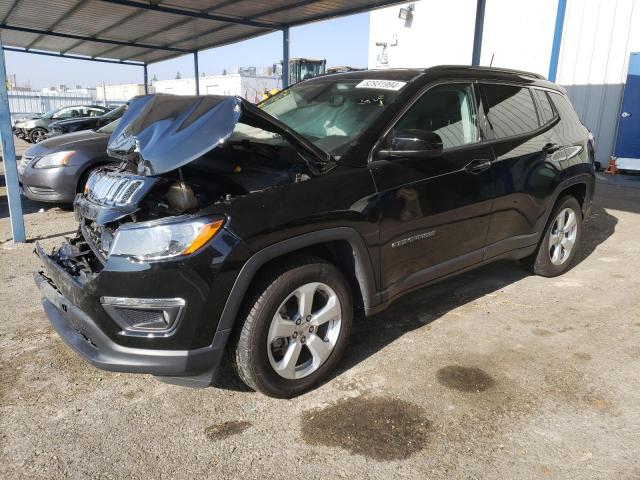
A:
[436,365,495,393]
[532,328,555,337]
[573,352,592,361]
[301,395,431,461]
[205,421,252,441]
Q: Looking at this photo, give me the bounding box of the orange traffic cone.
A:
[605,157,618,175]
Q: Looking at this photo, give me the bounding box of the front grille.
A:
[85,170,144,206]
[118,308,166,328]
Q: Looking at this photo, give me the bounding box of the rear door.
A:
[371,82,495,299]
[480,83,564,259]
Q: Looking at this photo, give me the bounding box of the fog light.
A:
[101,297,185,337]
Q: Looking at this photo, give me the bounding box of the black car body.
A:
[13,105,111,143]
[47,105,125,138]
[34,67,595,397]
[18,121,120,204]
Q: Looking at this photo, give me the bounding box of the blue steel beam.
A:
[548,0,567,82]
[0,35,25,242]
[2,46,144,65]
[471,0,486,66]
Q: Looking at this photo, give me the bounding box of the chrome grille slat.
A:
[85,170,145,207]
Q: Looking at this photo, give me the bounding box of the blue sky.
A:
[4,13,370,89]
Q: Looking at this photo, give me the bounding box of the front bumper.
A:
[19,164,82,203]
[33,234,240,387]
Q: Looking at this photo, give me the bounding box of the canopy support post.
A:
[282,26,290,88]
[194,51,199,95]
[143,64,149,94]
[0,34,26,243]
[548,0,567,82]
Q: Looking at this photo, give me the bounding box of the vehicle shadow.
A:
[211,202,618,393]
[337,202,618,379]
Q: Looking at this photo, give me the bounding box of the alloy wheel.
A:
[548,207,578,265]
[267,282,342,380]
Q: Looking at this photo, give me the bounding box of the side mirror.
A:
[377,129,443,160]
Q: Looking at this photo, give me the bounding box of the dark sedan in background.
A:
[18,120,120,204]
[48,104,125,138]
[13,104,111,143]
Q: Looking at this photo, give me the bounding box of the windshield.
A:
[98,118,120,134]
[102,105,125,120]
[259,78,404,155]
[41,108,59,118]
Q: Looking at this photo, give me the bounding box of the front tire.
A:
[29,127,47,143]
[523,195,582,277]
[231,256,353,398]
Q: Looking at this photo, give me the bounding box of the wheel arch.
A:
[215,227,379,337]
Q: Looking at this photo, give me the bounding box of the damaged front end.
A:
[33,93,325,385]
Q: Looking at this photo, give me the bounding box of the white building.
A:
[369,0,640,168]
[153,73,280,103]
[96,83,146,102]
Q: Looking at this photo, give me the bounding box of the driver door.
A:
[370,83,495,298]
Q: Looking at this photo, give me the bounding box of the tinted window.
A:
[533,89,556,124]
[549,92,581,124]
[548,92,584,140]
[395,83,479,149]
[482,84,539,138]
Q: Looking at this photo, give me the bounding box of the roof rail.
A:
[468,66,547,80]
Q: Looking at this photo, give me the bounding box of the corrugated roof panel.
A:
[53,0,141,37]
[4,0,83,30]
[136,17,227,48]
[0,0,405,64]
[29,35,80,53]
[0,28,41,47]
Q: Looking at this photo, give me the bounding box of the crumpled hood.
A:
[107,93,330,176]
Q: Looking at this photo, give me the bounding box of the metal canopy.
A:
[0,0,406,65]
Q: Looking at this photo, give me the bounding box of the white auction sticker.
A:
[355,79,407,91]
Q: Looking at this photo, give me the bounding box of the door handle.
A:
[543,143,562,153]
[464,159,492,174]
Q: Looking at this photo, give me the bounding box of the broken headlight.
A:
[109,216,224,261]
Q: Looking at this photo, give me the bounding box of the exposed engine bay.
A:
[72,141,311,269]
[47,93,330,280]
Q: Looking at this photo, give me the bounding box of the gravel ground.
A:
[1,139,640,479]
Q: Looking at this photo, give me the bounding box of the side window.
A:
[548,92,581,124]
[395,83,479,149]
[532,89,557,124]
[482,84,540,138]
[548,91,584,140]
[52,107,74,119]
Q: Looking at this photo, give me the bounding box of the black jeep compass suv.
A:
[35,66,595,398]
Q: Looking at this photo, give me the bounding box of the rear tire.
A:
[522,195,582,277]
[231,256,353,398]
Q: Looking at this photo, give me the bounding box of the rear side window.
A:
[482,84,540,138]
[548,92,581,124]
[532,89,557,124]
[548,91,585,140]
